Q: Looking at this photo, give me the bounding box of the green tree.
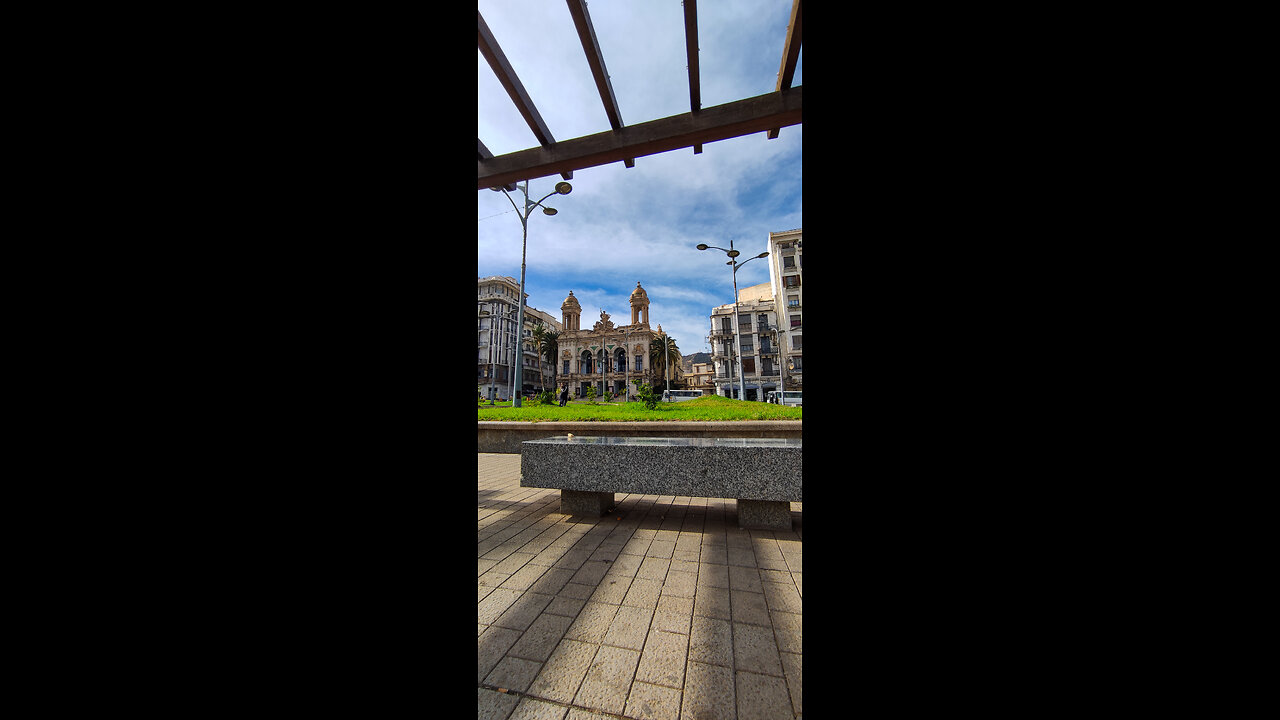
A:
[632,379,659,410]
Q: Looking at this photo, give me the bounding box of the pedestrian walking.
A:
[559,386,568,407]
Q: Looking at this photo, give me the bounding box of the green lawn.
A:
[477,394,801,422]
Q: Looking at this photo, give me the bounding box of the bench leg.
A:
[737,500,793,531]
[561,490,615,516]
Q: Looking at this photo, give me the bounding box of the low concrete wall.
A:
[477,421,802,454]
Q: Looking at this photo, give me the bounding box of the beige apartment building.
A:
[686,361,716,395]
[707,228,802,400]
[477,276,562,401]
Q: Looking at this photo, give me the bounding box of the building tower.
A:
[561,290,581,332]
[629,282,650,326]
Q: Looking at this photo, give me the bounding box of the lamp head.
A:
[696,244,709,250]
[727,249,740,258]
[555,181,573,195]
[756,252,769,259]
[542,207,558,216]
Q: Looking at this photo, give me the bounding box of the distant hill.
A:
[682,352,711,370]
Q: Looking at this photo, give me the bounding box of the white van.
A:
[662,389,703,403]
[766,390,803,407]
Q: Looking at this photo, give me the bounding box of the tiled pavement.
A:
[478,453,802,720]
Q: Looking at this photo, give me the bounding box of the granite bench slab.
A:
[520,436,801,531]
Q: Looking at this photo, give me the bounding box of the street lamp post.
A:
[622,326,632,402]
[696,241,769,401]
[492,179,572,407]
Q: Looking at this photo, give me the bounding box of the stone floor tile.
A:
[735,670,793,720]
[726,546,757,567]
[527,638,598,704]
[478,625,523,682]
[568,559,611,587]
[636,557,670,581]
[625,680,682,720]
[478,588,524,626]
[495,592,554,632]
[557,582,596,601]
[645,539,676,559]
[728,565,763,593]
[603,604,654,651]
[544,595,586,618]
[692,583,731,621]
[501,563,552,592]
[681,661,735,720]
[781,650,802,716]
[696,563,729,588]
[730,589,772,626]
[732,623,784,676]
[493,551,537,575]
[771,610,802,654]
[635,628,688,689]
[508,613,574,663]
[508,696,567,720]
[564,601,618,644]
[659,570,698,599]
[621,577,663,609]
[758,567,793,586]
[483,655,543,693]
[651,595,693,635]
[699,544,728,565]
[587,575,631,605]
[762,580,803,614]
[527,567,576,596]
[573,645,641,715]
[688,616,733,667]
[479,568,513,588]
[603,553,643,578]
[477,686,520,720]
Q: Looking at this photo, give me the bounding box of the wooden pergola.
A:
[478,0,803,192]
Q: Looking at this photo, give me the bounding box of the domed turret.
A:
[561,291,582,331]
[629,282,650,326]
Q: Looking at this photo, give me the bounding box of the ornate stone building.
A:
[555,283,670,399]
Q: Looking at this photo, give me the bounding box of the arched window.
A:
[580,350,593,375]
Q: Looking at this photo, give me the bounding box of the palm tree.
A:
[538,328,560,393]
[649,333,681,392]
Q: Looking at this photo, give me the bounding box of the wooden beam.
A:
[565,0,624,132]
[478,87,802,190]
[477,139,517,191]
[478,12,571,180]
[564,0,630,169]
[478,11,557,148]
[767,0,802,139]
[683,0,702,154]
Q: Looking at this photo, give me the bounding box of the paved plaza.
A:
[478,453,803,720]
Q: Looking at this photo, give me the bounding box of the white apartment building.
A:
[767,228,803,387]
[706,228,802,400]
[477,276,563,401]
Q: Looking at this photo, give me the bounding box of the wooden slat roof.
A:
[478,0,802,191]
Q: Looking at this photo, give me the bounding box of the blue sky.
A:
[478,0,801,358]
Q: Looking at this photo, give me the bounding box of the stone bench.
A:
[520,436,802,531]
